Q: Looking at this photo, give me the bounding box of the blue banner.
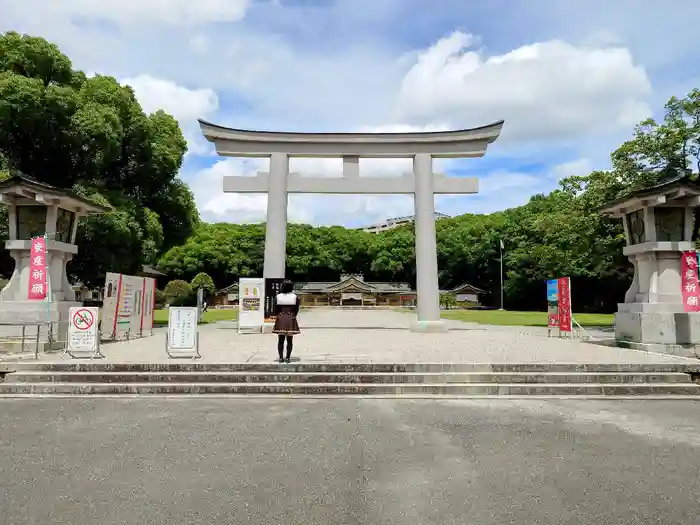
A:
[546,279,558,303]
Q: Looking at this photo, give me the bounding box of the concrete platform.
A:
[1,309,697,365]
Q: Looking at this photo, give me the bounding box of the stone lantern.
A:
[599,174,700,354]
[0,175,110,342]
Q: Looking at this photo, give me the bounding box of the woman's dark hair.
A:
[280,279,294,294]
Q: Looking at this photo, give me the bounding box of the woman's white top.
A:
[276,292,298,305]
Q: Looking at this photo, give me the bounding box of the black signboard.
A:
[264,278,285,319]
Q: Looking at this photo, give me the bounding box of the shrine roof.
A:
[446,283,486,294]
[296,279,414,294]
[216,278,415,295]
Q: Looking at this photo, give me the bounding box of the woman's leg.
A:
[277,335,285,361]
[284,336,294,361]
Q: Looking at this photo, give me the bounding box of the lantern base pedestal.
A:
[1,240,78,303]
[615,310,700,351]
[0,300,81,351]
[612,339,699,359]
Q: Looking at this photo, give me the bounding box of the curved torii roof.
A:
[198,119,505,158]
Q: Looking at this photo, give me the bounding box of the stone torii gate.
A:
[199,120,504,332]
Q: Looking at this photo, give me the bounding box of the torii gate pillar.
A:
[199,120,504,332]
[264,152,289,279]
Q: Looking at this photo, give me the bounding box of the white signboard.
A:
[140,277,156,335]
[166,306,199,357]
[102,272,156,340]
[66,306,102,358]
[238,278,265,333]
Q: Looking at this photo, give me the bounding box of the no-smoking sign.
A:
[72,309,95,331]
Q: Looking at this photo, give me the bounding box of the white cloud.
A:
[478,159,596,199]
[516,0,700,71]
[550,159,594,181]
[188,35,210,54]
[0,4,656,145]
[395,31,652,143]
[190,156,433,226]
[122,74,219,155]
[7,0,251,25]
[479,171,543,196]
[1,0,694,227]
[192,159,314,224]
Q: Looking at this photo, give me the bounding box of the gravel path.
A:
[2,308,695,364]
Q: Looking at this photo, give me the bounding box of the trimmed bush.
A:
[164,279,194,306]
[190,272,215,294]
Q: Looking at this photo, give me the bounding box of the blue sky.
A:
[2,0,700,227]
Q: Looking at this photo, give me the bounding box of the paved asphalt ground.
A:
[1,399,700,524]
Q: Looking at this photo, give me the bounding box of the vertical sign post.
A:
[499,239,505,310]
[264,278,285,319]
[165,306,200,359]
[65,306,103,359]
[557,277,572,335]
[681,251,700,311]
[546,279,559,337]
[196,287,204,321]
[44,233,51,332]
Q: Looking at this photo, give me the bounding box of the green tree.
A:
[155,288,166,306]
[164,279,193,306]
[0,31,199,286]
[158,223,265,286]
[158,222,376,286]
[611,88,700,236]
[369,226,416,283]
[190,272,215,294]
[439,293,457,309]
[611,89,699,188]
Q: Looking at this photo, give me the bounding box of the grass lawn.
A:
[440,309,614,327]
[153,308,238,326]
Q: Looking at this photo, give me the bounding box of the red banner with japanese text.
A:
[557,277,572,332]
[27,235,48,300]
[681,251,700,312]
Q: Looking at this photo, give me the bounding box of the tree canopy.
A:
[191,272,215,294]
[164,279,193,306]
[0,31,199,287]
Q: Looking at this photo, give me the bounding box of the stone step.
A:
[3,363,699,373]
[1,382,699,396]
[5,371,694,384]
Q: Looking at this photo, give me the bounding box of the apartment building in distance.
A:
[359,212,451,233]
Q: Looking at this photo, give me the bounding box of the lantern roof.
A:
[0,175,111,214]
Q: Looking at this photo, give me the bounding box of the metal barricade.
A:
[0,321,63,359]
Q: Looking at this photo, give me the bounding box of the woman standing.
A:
[272,279,301,363]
